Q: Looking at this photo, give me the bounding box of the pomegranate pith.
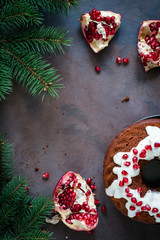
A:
[80,9,121,53]
[53,171,98,231]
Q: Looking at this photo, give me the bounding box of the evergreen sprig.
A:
[0,134,54,239]
[0,0,78,102]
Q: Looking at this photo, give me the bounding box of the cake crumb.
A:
[121,96,130,103]
[46,144,48,148]
[34,166,39,172]
[26,163,29,167]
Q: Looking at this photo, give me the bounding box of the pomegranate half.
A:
[53,171,98,231]
[138,20,160,71]
[80,8,121,53]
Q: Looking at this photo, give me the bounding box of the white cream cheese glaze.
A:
[105,126,160,222]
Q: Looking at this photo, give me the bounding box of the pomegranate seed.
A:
[95,66,101,73]
[145,204,151,211]
[133,148,138,155]
[94,199,100,206]
[101,206,106,213]
[86,178,92,186]
[141,149,146,154]
[129,205,135,211]
[141,206,146,211]
[152,208,158,213]
[133,164,140,170]
[116,57,122,64]
[126,193,133,197]
[136,201,143,206]
[123,177,128,184]
[121,170,128,175]
[137,187,142,193]
[145,145,152,150]
[139,152,146,158]
[124,161,131,167]
[125,187,130,193]
[154,142,160,147]
[131,197,137,204]
[123,58,129,64]
[42,172,49,179]
[90,184,96,190]
[52,209,56,214]
[25,187,29,191]
[136,211,141,217]
[122,154,128,160]
[88,230,93,234]
[119,180,124,187]
[156,213,160,218]
[132,156,138,163]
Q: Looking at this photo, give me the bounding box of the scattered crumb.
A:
[64,153,67,156]
[121,96,130,103]
[62,112,64,115]
[34,166,39,171]
[46,144,48,148]
[42,147,45,150]
[26,163,29,167]
[37,160,40,163]
[44,150,46,154]
[56,107,58,109]
[57,131,59,134]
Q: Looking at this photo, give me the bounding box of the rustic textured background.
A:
[1,0,160,239]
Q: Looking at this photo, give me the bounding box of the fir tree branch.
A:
[1,47,63,100]
[0,26,72,55]
[0,62,13,101]
[0,2,43,31]
[0,133,14,189]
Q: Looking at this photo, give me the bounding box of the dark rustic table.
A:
[1,0,160,239]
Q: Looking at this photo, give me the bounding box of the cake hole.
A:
[142,158,160,188]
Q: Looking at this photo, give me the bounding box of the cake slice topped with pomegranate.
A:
[138,20,160,71]
[80,8,121,53]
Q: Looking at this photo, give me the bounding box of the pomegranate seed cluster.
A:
[138,21,160,71]
[106,126,160,222]
[54,171,98,231]
[84,8,117,43]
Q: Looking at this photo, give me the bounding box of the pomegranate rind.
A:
[137,20,160,72]
[80,10,121,53]
[53,171,98,231]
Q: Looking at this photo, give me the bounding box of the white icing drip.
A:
[105,126,160,222]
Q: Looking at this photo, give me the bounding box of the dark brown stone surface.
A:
[1,0,160,239]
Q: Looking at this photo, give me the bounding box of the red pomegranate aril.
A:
[137,187,142,193]
[156,213,160,218]
[119,180,124,187]
[129,205,135,211]
[131,197,137,204]
[91,184,96,190]
[95,66,101,73]
[136,201,143,207]
[124,161,131,167]
[25,187,29,191]
[101,206,106,213]
[43,172,49,179]
[145,204,151,211]
[154,142,160,147]
[94,199,100,206]
[133,148,138,155]
[116,57,122,64]
[121,170,128,175]
[145,145,152,150]
[156,22,160,27]
[125,187,130,193]
[126,193,133,197]
[122,154,128,160]
[141,206,146,211]
[123,177,128,184]
[139,152,146,158]
[123,58,129,64]
[86,178,92,186]
[152,208,158,213]
[136,211,141,217]
[132,156,138,163]
[86,189,91,197]
[133,164,140,170]
[88,230,93,234]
